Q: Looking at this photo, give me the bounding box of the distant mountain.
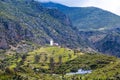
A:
[41,2,120,31]
[0,0,86,49]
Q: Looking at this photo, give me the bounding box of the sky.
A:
[37,0,120,16]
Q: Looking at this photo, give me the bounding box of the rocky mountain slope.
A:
[0,0,86,49]
[79,28,120,57]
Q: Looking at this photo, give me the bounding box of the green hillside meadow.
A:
[0,46,120,80]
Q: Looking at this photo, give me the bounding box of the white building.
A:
[50,39,54,46]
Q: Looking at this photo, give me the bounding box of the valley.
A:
[0,0,120,80]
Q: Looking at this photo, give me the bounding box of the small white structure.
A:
[50,39,54,46]
[50,39,59,46]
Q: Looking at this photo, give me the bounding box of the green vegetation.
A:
[0,46,120,80]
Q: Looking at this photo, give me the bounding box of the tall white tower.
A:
[50,39,53,46]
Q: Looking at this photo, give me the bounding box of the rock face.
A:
[0,36,8,49]
[0,17,35,49]
[94,29,120,57]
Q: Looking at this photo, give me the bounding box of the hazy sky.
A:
[38,0,120,16]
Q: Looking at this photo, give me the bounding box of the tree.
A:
[5,67,15,74]
[19,54,27,65]
[68,54,72,59]
[44,54,48,62]
[49,57,54,74]
[21,54,27,61]
[34,54,40,63]
[58,55,62,65]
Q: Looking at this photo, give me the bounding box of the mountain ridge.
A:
[41,2,120,31]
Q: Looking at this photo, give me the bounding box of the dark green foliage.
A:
[34,54,40,63]
[44,54,48,62]
[49,57,55,73]
[13,74,27,80]
[21,54,27,61]
[54,53,116,75]
[58,55,62,64]
[5,67,15,74]
[18,54,27,65]
[68,54,72,59]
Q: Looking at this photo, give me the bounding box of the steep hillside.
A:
[94,28,120,57]
[0,0,86,49]
[42,2,120,31]
[78,28,120,57]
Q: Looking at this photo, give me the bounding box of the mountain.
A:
[0,0,87,49]
[1,0,120,56]
[78,28,120,57]
[94,28,120,57]
[1,0,120,57]
[41,2,120,31]
[41,2,120,57]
